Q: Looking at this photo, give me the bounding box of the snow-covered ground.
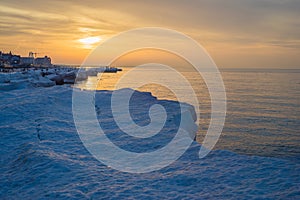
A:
[0,81,299,199]
[0,67,109,90]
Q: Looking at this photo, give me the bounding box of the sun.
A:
[78,36,101,49]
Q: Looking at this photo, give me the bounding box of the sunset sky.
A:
[0,0,299,68]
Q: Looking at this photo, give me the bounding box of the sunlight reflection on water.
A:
[76,67,300,161]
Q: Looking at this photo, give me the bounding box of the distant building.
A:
[0,51,53,67]
[11,55,21,66]
[34,56,52,67]
[1,51,12,63]
[0,51,3,67]
[0,51,15,67]
[20,57,34,66]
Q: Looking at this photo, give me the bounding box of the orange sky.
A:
[0,0,299,68]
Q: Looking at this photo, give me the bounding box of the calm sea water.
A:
[78,67,300,161]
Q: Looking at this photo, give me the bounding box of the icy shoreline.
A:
[0,85,299,199]
[0,67,122,91]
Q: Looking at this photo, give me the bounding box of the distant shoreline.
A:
[2,64,299,74]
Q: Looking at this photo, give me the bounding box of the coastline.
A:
[0,83,299,199]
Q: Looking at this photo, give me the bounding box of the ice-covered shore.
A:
[0,67,113,90]
[0,84,299,199]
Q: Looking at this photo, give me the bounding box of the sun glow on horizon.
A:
[78,36,102,49]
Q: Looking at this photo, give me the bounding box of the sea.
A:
[78,67,300,161]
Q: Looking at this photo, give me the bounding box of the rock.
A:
[63,71,76,84]
[64,79,75,84]
[86,68,100,76]
[47,74,64,85]
[76,71,88,81]
[63,71,76,79]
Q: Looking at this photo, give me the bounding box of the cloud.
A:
[1,0,299,44]
[0,0,299,66]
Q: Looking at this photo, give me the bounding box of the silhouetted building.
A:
[34,56,52,67]
[0,51,52,67]
[11,55,21,66]
[20,57,34,66]
[1,51,12,62]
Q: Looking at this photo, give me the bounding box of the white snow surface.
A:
[0,85,299,199]
[0,68,87,90]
